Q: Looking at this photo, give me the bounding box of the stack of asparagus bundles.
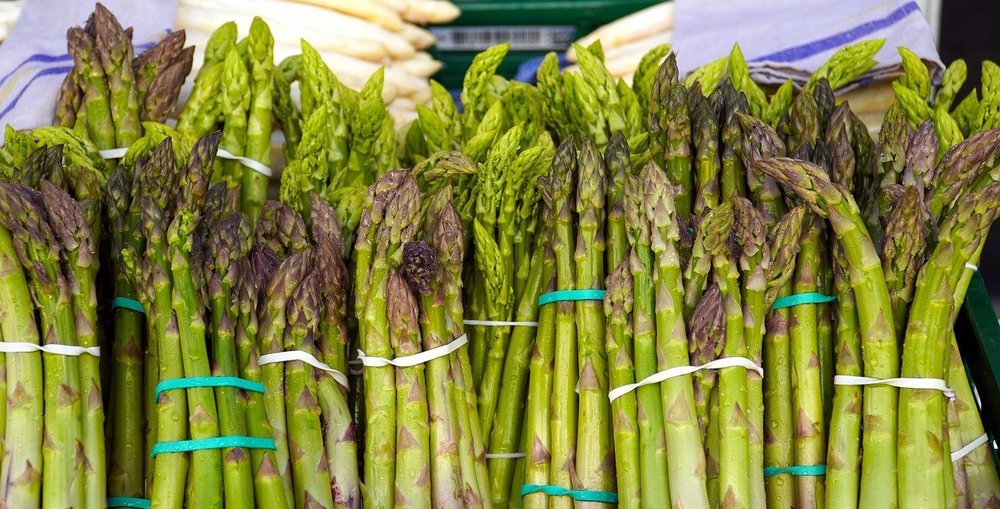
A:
[0,165,106,508]
[353,170,490,507]
[56,3,194,150]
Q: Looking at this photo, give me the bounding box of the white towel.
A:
[0,0,177,139]
[672,0,943,89]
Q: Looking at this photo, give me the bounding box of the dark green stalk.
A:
[488,221,554,507]
[107,163,145,500]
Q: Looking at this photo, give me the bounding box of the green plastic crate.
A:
[956,272,1000,467]
[429,0,660,89]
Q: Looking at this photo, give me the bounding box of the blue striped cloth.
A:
[672,0,943,89]
[0,0,176,141]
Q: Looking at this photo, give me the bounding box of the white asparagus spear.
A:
[564,31,672,78]
[394,52,443,78]
[285,0,404,32]
[374,0,408,14]
[400,0,462,24]
[178,17,389,62]
[568,2,674,61]
[186,0,417,58]
[318,51,432,98]
[400,22,436,49]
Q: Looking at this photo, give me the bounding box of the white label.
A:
[431,26,576,51]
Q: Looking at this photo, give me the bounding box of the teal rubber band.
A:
[520,484,618,503]
[538,289,607,306]
[111,297,145,314]
[763,464,827,476]
[151,436,276,457]
[770,292,837,310]
[107,497,151,508]
[155,376,265,402]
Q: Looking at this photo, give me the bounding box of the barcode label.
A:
[431,26,576,51]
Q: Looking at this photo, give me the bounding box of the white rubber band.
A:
[0,342,100,357]
[355,334,468,368]
[965,262,979,271]
[99,148,128,159]
[99,147,273,178]
[257,350,349,389]
[609,357,763,403]
[216,148,273,178]
[951,433,989,462]
[485,452,526,459]
[463,319,539,327]
[834,375,956,399]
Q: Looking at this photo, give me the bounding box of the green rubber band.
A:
[155,376,265,402]
[770,292,837,310]
[151,436,276,457]
[111,297,145,314]
[107,497,151,508]
[763,464,827,476]
[538,289,606,306]
[520,484,618,503]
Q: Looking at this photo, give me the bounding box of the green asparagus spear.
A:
[241,18,276,222]
[642,162,711,507]
[604,260,640,509]
[0,222,43,508]
[546,138,579,509]
[387,268,431,508]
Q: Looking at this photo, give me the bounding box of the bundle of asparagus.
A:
[176,18,275,222]
[55,4,194,150]
[518,135,617,508]
[250,197,361,508]
[277,40,399,247]
[102,128,360,508]
[353,170,490,507]
[0,177,105,508]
